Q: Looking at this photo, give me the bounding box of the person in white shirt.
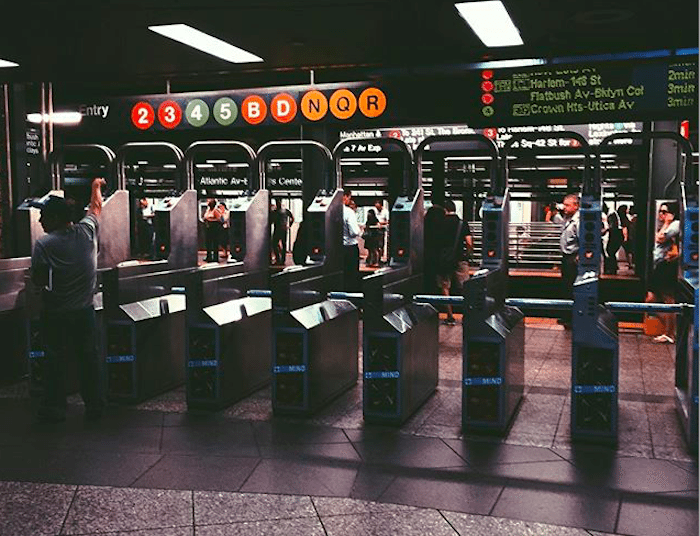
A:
[369,198,389,265]
[342,189,362,291]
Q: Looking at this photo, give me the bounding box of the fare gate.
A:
[183,141,272,410]
[264,141,359,416]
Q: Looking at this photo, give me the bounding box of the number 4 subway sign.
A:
[124,82,386,132]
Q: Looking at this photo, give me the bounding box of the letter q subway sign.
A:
[130,85,386,130]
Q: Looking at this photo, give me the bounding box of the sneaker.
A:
[653,334,674,344]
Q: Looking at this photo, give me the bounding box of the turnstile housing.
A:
[105,294,186,403]
[571,276,619,443]
[272,299,358,415]
[363,302,438,424]
[187,297,271,409]
[462,272,525,433]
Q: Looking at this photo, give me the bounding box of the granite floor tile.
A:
[321,508,458,536]
[197,516,325,536]
[195,491,316,525]
[131,454,260,492]
[443,438,563,466]
[349,433,469,469]
[160,421,258,457]
[77,529,193,536]
[312,496,420,517]
[379,474,502,514]
[491,485,619,533]
[258,442,361,462]
[0,446,163,487]
[61,486,192,534]
[252,421,349,445]
[0,482,76,536]
[617,498,699,536]
[239,458,358,496]
[347,466,397,502]
[442,510,593,535]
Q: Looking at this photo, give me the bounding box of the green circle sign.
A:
[185,99,210,127]
[214,97,238,126]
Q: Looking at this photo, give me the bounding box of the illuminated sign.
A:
[470,59,697,126]
[122,84,386,131]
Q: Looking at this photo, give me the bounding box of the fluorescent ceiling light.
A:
[149,24,263,63]
[0,58,18,68]
[27,112,82,125]
[270,158,302,163]
[455,1,523,47]
[205,159,228,164]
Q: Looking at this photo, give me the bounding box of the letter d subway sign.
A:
[130,85,386,130]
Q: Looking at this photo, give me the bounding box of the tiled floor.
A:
[0,321,697,536]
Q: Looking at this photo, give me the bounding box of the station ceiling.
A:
[0,0,697,85]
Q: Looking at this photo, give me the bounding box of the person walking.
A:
[31,178,106,422]
[436,199,473,325]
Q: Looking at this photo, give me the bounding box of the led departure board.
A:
[471,58,696,127]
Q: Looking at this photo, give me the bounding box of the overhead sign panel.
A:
[469,58,696,126]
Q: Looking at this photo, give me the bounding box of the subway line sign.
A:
[127,84,386,131]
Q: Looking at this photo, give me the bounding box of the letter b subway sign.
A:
[128,84,387,131]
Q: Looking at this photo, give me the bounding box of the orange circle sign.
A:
[241,95,267,125]
[329,89,357,120]
[300,90,328,121]
[270,93,297,123]
[359,87,386,118]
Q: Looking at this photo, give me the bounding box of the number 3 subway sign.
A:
[125,82,386,131]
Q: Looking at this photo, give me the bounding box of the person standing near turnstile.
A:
[30,178,106,422]
[559,194,580,328]
[342,188,362,292]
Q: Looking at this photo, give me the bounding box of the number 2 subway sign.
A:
[122,82,386,132]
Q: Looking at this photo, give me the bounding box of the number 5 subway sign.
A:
[121,82,386,132]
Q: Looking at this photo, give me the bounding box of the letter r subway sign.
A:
[127,84,387,131]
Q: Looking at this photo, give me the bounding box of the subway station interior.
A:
[0,1,698,535]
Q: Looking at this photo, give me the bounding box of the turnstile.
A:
[461,193,524,434]
[264,140,359,416]
[675,163,698,452]
[183,141,273,410]
[271,190,359,415]
[103,141,198,403]
[0,258,31,385]
[570,206,619,443]
[361,193,439,425]
[336,137,438,425]
[105,293,186,402]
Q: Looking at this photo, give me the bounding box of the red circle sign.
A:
[158,100,182,129]
[270,93,297,123]
[131,102,155,130]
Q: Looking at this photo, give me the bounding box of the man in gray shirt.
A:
[31,178,105,422]
[559,194,580,327]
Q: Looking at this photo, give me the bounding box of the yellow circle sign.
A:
[329,89,357,120]
[359,87,386,118]
[300,90,329,121]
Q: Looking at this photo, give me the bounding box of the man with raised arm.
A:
[31,178,106,422]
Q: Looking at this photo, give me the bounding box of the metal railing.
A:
[468,221,562,269]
